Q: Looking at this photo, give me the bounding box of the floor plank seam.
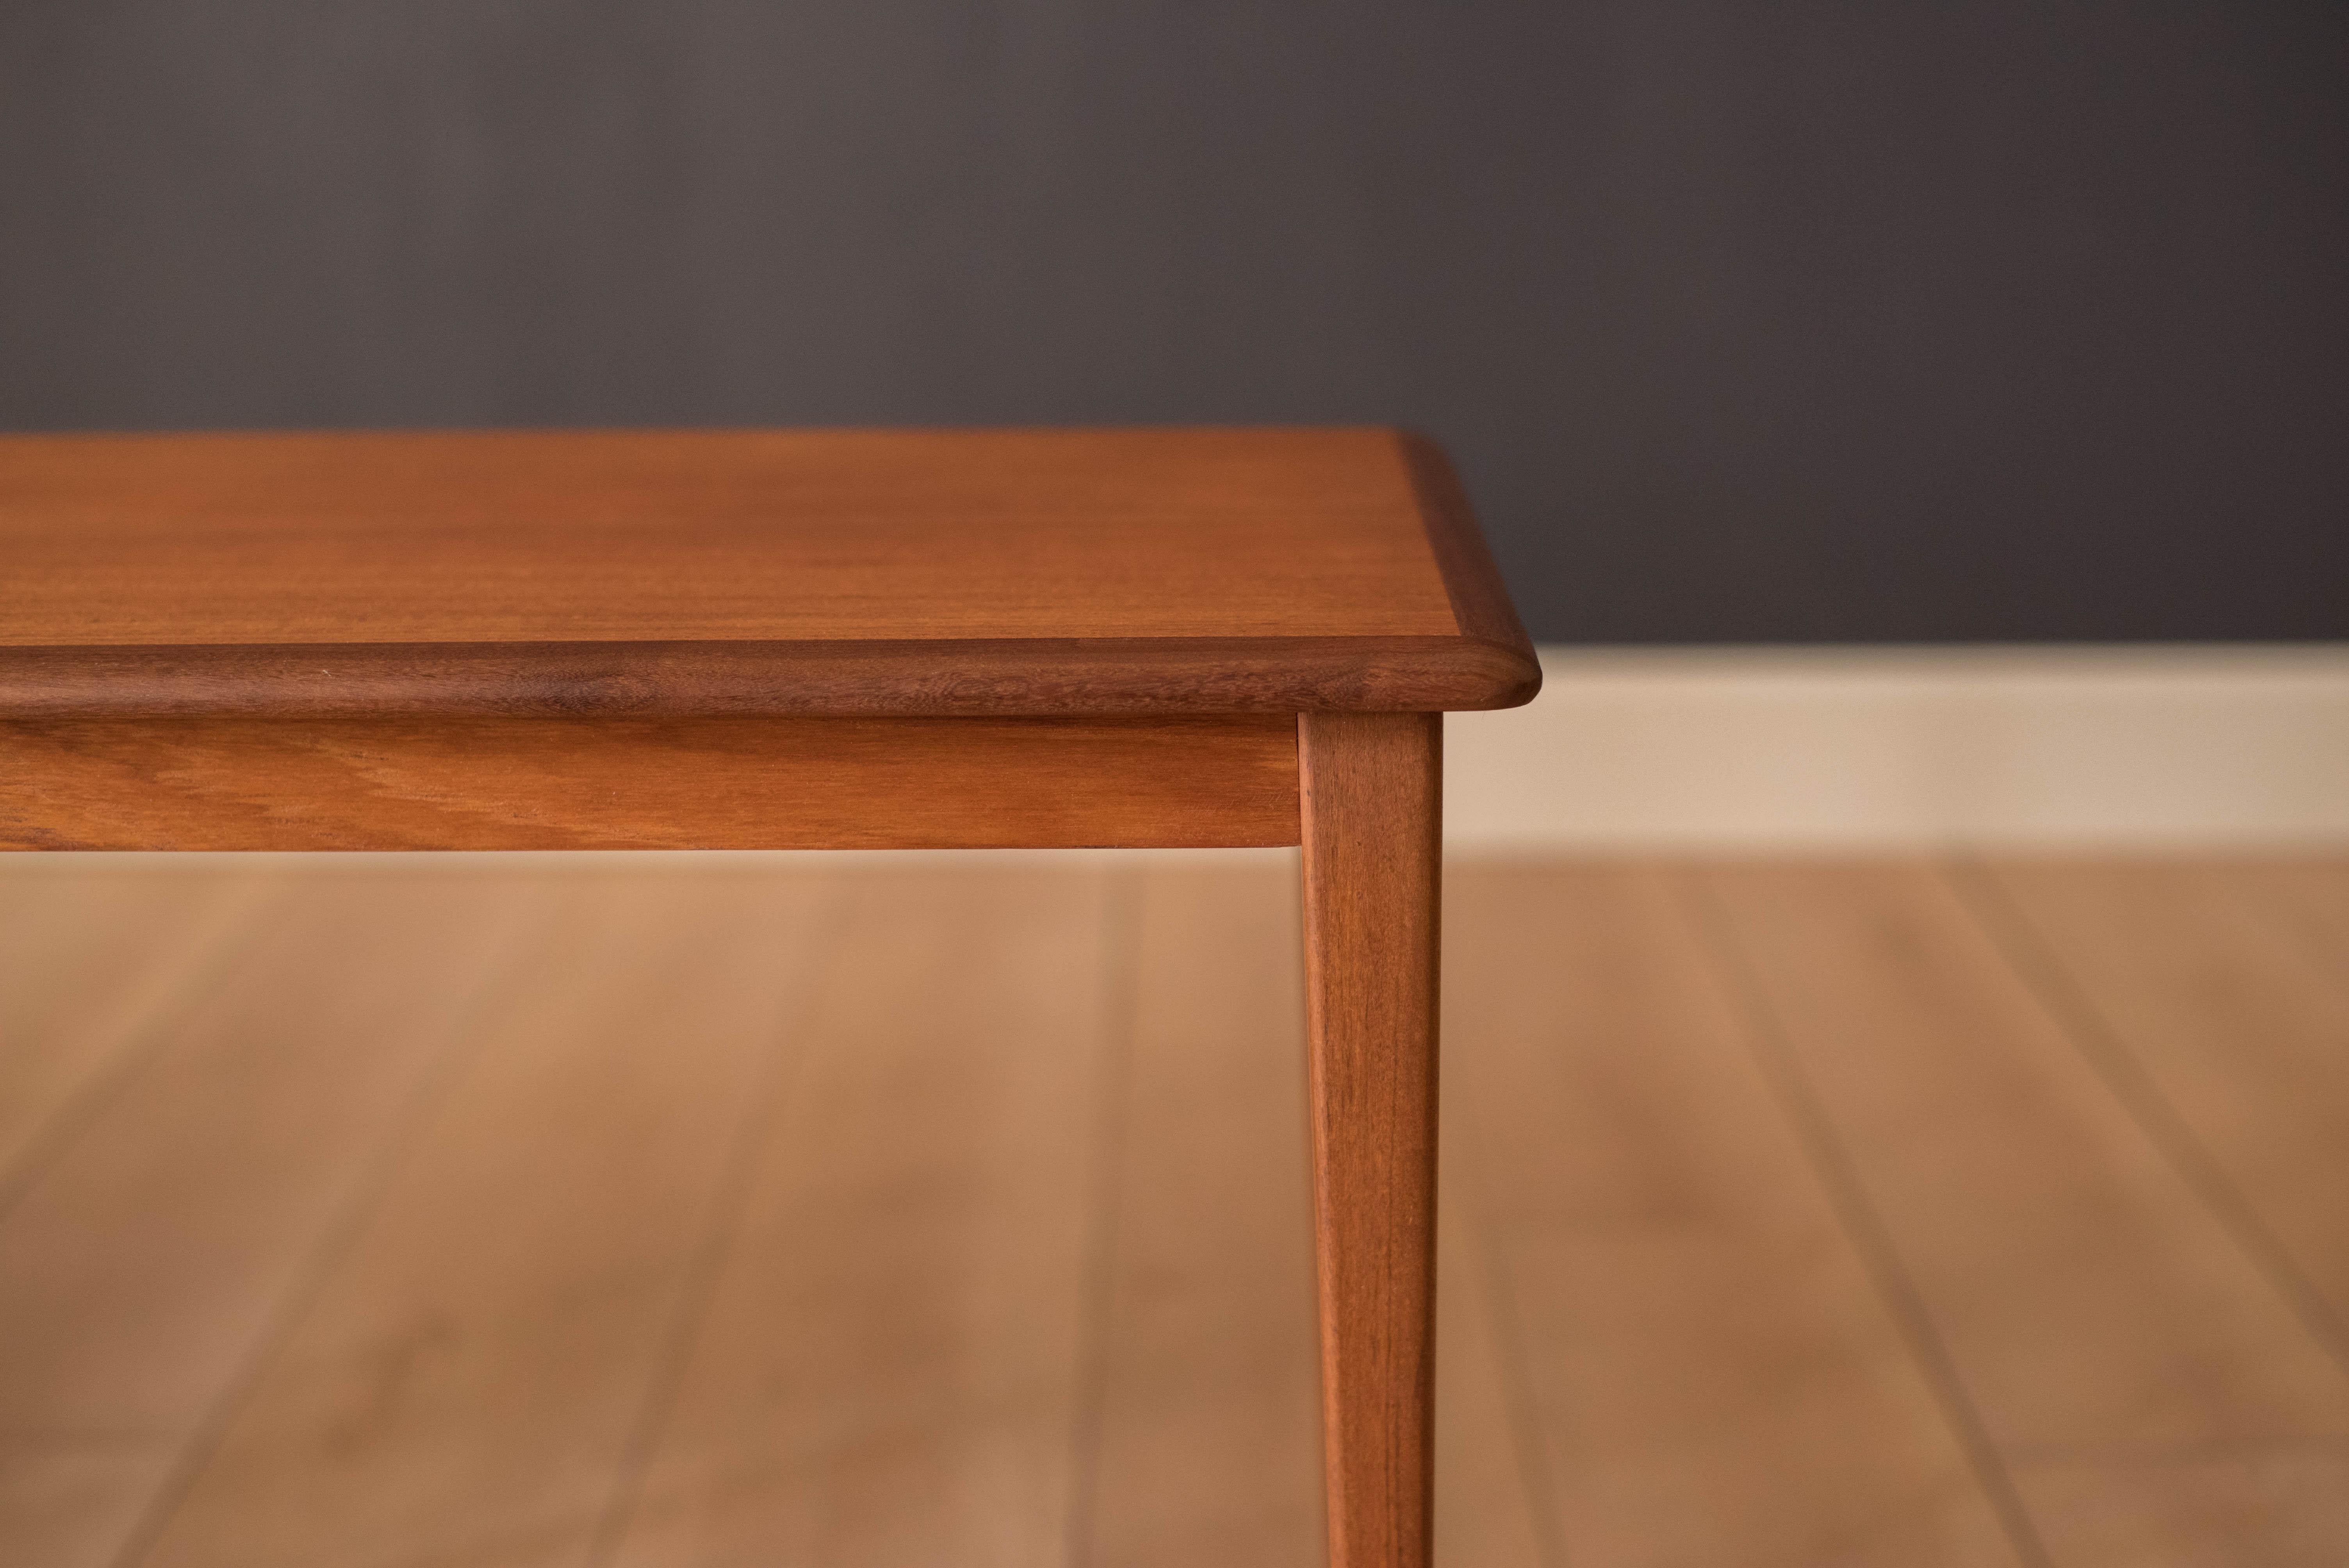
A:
[1677,870,2057,1568]
[1057,869,1144,1568]
[2001,1433,2349,1466]
[1444,1112,1577,1568]
[579,879,859,1568]
[1944,859,2349,1379]
[21,856,2342,1564]
[100,896,549,1568]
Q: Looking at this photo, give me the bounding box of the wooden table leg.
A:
[1299,711,1440,1568]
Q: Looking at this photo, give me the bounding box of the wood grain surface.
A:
[604,869,1120,1567]
[5,855,2345,1565]
[0,873,557,1568]
[0,428,1540,717]
[1299,712,1442,1568]
[1697,862,2349,1565]
[0,637,1537,720]
[1445,863,2026,1565]
[1082,865,1324,1567]
[1966,861,2349,1333]
[0,713,1301,851]
[0,871,276,1194]
[137,877,839,1568]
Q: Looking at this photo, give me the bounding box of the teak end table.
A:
[0,426,1539,1568]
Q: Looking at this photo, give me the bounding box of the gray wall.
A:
[5,2,2344,643]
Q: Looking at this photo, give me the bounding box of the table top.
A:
[1,428,1537,717]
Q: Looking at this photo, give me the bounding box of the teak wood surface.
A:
[0,714,1301,852]
[0,426,1535,1568]
[0,426,1535,718]
[1301,714,1442,1568]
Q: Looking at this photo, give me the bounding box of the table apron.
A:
[0,713,1303,852]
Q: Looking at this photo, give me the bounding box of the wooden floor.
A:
[2,854,2345,1568]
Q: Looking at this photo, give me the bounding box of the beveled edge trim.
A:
[1393,429,1542,709]
[0,635,1539,720]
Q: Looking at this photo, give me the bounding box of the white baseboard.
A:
[1445,645,2349,850]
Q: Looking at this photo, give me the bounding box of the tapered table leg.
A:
[1299,710,1440,1568]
